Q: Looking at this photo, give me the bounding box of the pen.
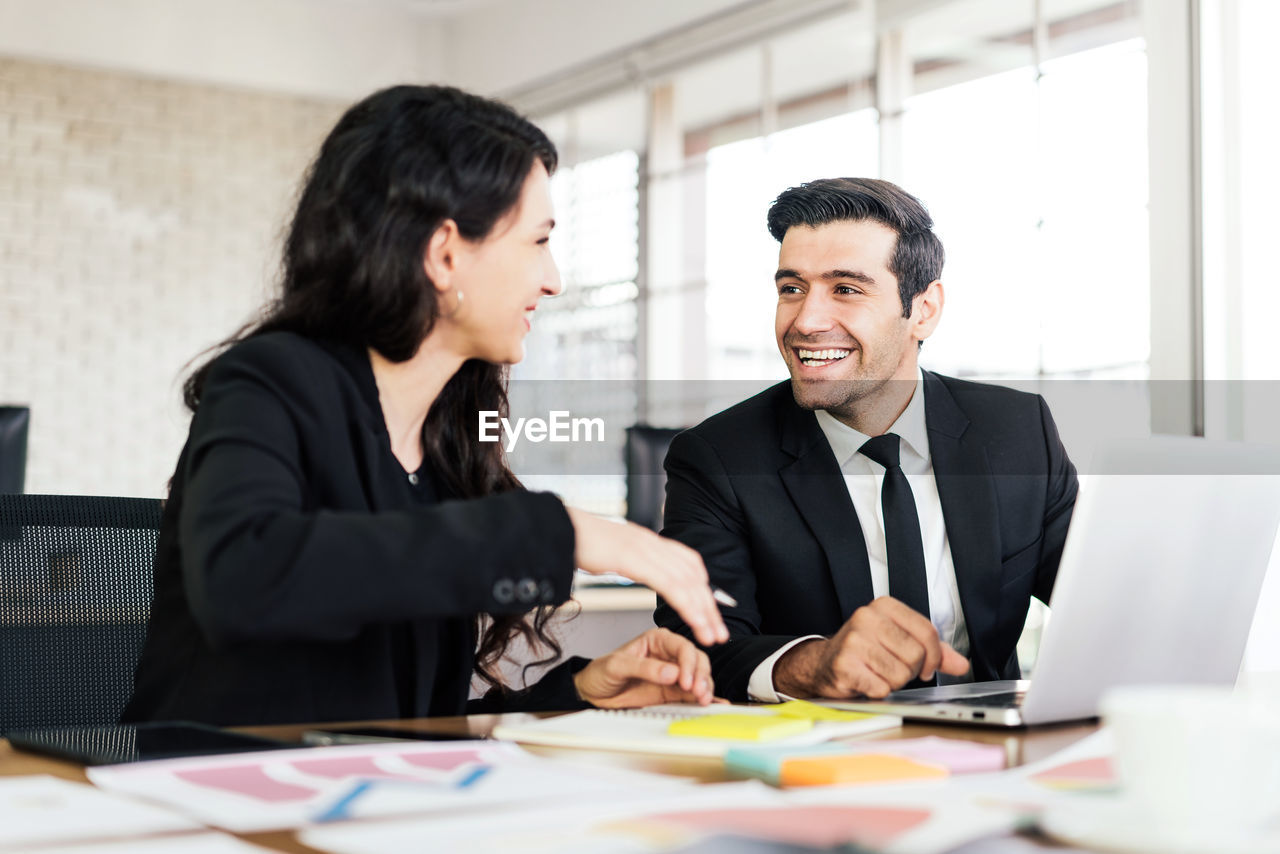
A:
[712,586,738,608]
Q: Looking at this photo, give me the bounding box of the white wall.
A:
[0,56,342,497]
[0,0,446,100]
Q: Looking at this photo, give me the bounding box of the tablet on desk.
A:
[5,721,293,765]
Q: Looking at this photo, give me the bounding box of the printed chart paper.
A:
[88,740,692,833]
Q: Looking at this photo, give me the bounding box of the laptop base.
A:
[818,680,1040,727]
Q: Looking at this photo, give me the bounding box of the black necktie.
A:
[859,433,931,621]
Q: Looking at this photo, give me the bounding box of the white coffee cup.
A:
[1100,684,1280,836]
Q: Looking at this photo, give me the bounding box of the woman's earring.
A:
[441,288,464,319]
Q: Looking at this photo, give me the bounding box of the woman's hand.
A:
[574,628,715,708]
[566,507,728,647]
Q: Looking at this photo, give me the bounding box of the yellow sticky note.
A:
[772,700,879,722]
[779,753,949,787]
[668,714,814,741]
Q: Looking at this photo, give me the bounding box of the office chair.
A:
[624,425,685,532]
[0,494,161,734]
[0,406,30,494]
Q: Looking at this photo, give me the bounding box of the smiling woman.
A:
[121,85,724,728]
[418,158,561,369]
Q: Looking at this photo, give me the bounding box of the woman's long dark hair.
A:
[184,84,563,693]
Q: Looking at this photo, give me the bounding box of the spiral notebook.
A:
[491,702,901,757]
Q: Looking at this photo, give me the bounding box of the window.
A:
[704,110,880,381]
[511,149,640,516]
[903,1,1148,380]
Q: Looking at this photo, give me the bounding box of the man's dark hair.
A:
[766,177,944,317]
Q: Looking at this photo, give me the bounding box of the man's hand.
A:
[573,628,716,708]
[773,596,970,699]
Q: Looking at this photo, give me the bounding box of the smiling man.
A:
[655,178,1079,702]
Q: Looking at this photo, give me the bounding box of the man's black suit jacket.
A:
[123,332,587,727]
[655,371,1078,701]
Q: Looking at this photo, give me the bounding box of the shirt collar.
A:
[814,368,930,466]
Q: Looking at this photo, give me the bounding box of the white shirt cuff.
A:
[746,635,825,703]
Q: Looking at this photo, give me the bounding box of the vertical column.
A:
[641,83,685,392]
[761,42,778,140]
[1200,0,1246,439]
[875,27,909,183]
[681,149,709,389]
[642,82,708,423]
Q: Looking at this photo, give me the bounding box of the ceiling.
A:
[314,0,504,16]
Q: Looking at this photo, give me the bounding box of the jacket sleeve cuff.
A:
[481,491,576,613]
[746,635,825,702]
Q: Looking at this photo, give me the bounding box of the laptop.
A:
[822,436,1280,727]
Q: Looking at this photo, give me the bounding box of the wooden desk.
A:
[0,715,1099,853]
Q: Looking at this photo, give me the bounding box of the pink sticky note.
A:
[877,736,1007,774]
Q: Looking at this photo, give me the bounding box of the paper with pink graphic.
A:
[88,739,679,832]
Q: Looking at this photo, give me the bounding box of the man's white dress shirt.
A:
[747,369,972,702]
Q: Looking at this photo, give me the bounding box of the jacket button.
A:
[516,578,539,603]
[493,579,515,604]
[539,579,556,603]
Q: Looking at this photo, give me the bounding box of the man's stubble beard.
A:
[790,374,891,419]
[786,335,912,423]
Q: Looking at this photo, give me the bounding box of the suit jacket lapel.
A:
[923,371,1002,677]
[776,394,874,620]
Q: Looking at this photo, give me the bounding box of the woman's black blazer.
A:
[123,332,584,726]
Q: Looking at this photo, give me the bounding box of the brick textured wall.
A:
[0,57,343,496]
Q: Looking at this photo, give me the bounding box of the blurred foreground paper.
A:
[24,831,274,853]
[0,774,202,850]
[299,781,1018,854]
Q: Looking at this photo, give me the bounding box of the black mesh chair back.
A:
[624,425,686,531]
[0,494,161,734]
